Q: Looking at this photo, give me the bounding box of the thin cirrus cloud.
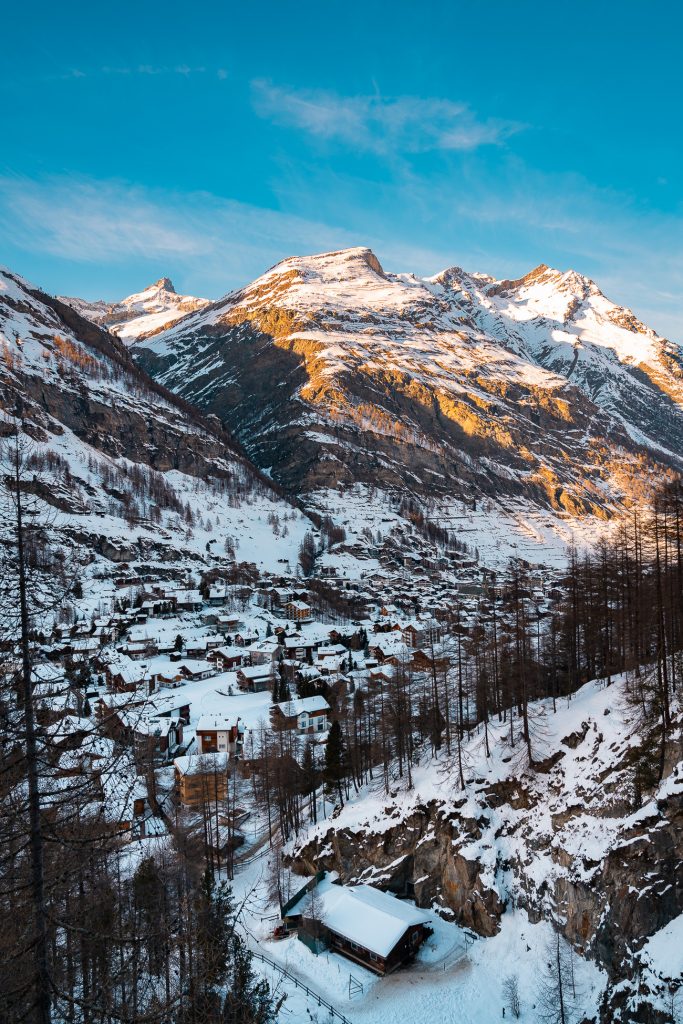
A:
[0,172,680,341]
[0,175,362,292]
[0,177,205,262]
[0,174,458,298]
[59,65,227,80]
[251,80,524,154]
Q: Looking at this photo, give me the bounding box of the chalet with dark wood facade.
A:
[293,879,432,975]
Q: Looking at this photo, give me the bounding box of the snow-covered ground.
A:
[232,848,605,1024]
[227,671,681,1023]
[309,482,609,573]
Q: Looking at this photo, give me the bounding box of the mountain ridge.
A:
[119,247,681,557]
[0,265,312,578]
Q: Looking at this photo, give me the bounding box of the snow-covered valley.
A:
[0,253,681,1024]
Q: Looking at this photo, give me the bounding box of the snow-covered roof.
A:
[248,638,280,653]
[317,643,347,656]
[174,752,229,776]
[32,663,66,684]
[300,883,430,957]
[238,664,273,678]
[275,696,330,717]
[196,713,233,732]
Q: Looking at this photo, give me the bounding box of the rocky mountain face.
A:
[288,677,683,1023]
[128,248,683,534]
[60,277,209,343]
[0,266,310,575]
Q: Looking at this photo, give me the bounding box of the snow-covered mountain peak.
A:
[119,276,182,310]
[275,246,385,280]
[130,247,683,531]
[251,246,388,296]
[60,277,210,342]
[150,276,176,293]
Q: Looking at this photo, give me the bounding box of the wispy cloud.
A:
[0,170,681,343]
[58,64,224,81]
[252,81,523,154]
[0,174,458,301]
[0,177,204,262]
[0,175,374,296]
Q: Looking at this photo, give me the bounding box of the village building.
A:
[127,714,184,761]
[32,662,67,688]
[174,753,229,808]
[402,617,441,649]
[316,643,348,661]
[247,637,282,666]
[196,714,244,756]
[411,649,449,673]
[207,585,229,606]
[236,664,274,692]
[152,667,185,689]
[179,660,216,682]
[285,599,312,622]
[98,654,151,694]
[368,663,396,685]
[291,878,432,975]
[269,586,294,608]
[368,635,411,666]
[271,696,330,734]
[208,646,244,671]
[235,630,259,647]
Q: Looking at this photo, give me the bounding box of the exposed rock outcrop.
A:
[288,679,683,1022]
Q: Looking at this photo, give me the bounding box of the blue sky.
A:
[1,0,681,339]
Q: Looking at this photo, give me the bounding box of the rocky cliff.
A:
[288,676,683,1022]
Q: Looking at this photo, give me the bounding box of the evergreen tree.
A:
[222,936,278,1024]
[323,720,346,806]
[196,869,234,996]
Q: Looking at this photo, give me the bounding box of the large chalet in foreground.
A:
[287,877,432,975]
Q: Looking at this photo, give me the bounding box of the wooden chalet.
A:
[207,646,244,671]
[174,753,229,808]
[196,714,244,755]
[411,649,449,673]
[236,664,274,692]
[285,600,312,622]
[270,696,330,734]
[293,879,432,975]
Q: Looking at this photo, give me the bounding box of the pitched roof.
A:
[300,883,430,957]
[196,714,233,732]
[174,752,229,776]
[275,696,330,716]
